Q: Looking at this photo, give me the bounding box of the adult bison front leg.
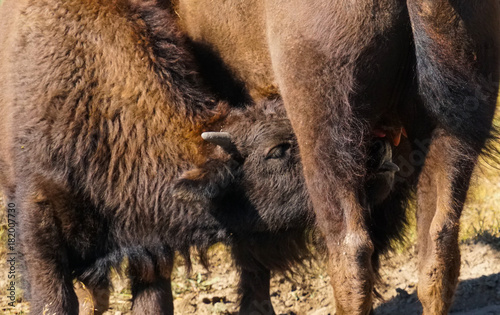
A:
[408,1,500,314]
[264,1,410,314]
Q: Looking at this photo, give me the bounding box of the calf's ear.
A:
[172,159,241,202]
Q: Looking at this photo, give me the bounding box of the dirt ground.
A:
[120,241,500,315]
[2,239,499,315]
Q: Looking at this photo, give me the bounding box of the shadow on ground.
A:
[477,233,500,252]
[376,273,500,315]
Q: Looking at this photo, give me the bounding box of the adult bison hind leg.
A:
[415,130,478,315]
[408,1,500,313]
[298,131,375,315]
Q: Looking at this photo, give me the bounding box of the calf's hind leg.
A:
[76,276,111,315]
[18,189,79,314]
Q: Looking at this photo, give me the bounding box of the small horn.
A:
[201,132,233,151]
[379,161,400,172]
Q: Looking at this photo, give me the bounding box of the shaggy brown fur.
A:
[172,0,500,314]
[0,1,316,314]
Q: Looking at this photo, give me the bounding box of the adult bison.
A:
[0,0,404,314]
[0,0,319,314]
[171,0,500,314]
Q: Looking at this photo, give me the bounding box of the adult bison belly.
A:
[173,0,413,121]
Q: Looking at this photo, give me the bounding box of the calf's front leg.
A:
[129,250,174,315]
[238,265,274,315]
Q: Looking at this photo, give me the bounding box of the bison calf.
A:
[0,0,313,314]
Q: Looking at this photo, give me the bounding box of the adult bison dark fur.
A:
[0,1,318,314]
[172,0,500,314]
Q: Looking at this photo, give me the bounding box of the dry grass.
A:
[461,156,500,243]
[460,97,500,244]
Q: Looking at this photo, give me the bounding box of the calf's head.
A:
[174,100,312,233]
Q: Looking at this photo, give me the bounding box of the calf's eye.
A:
[265,143,291,159]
